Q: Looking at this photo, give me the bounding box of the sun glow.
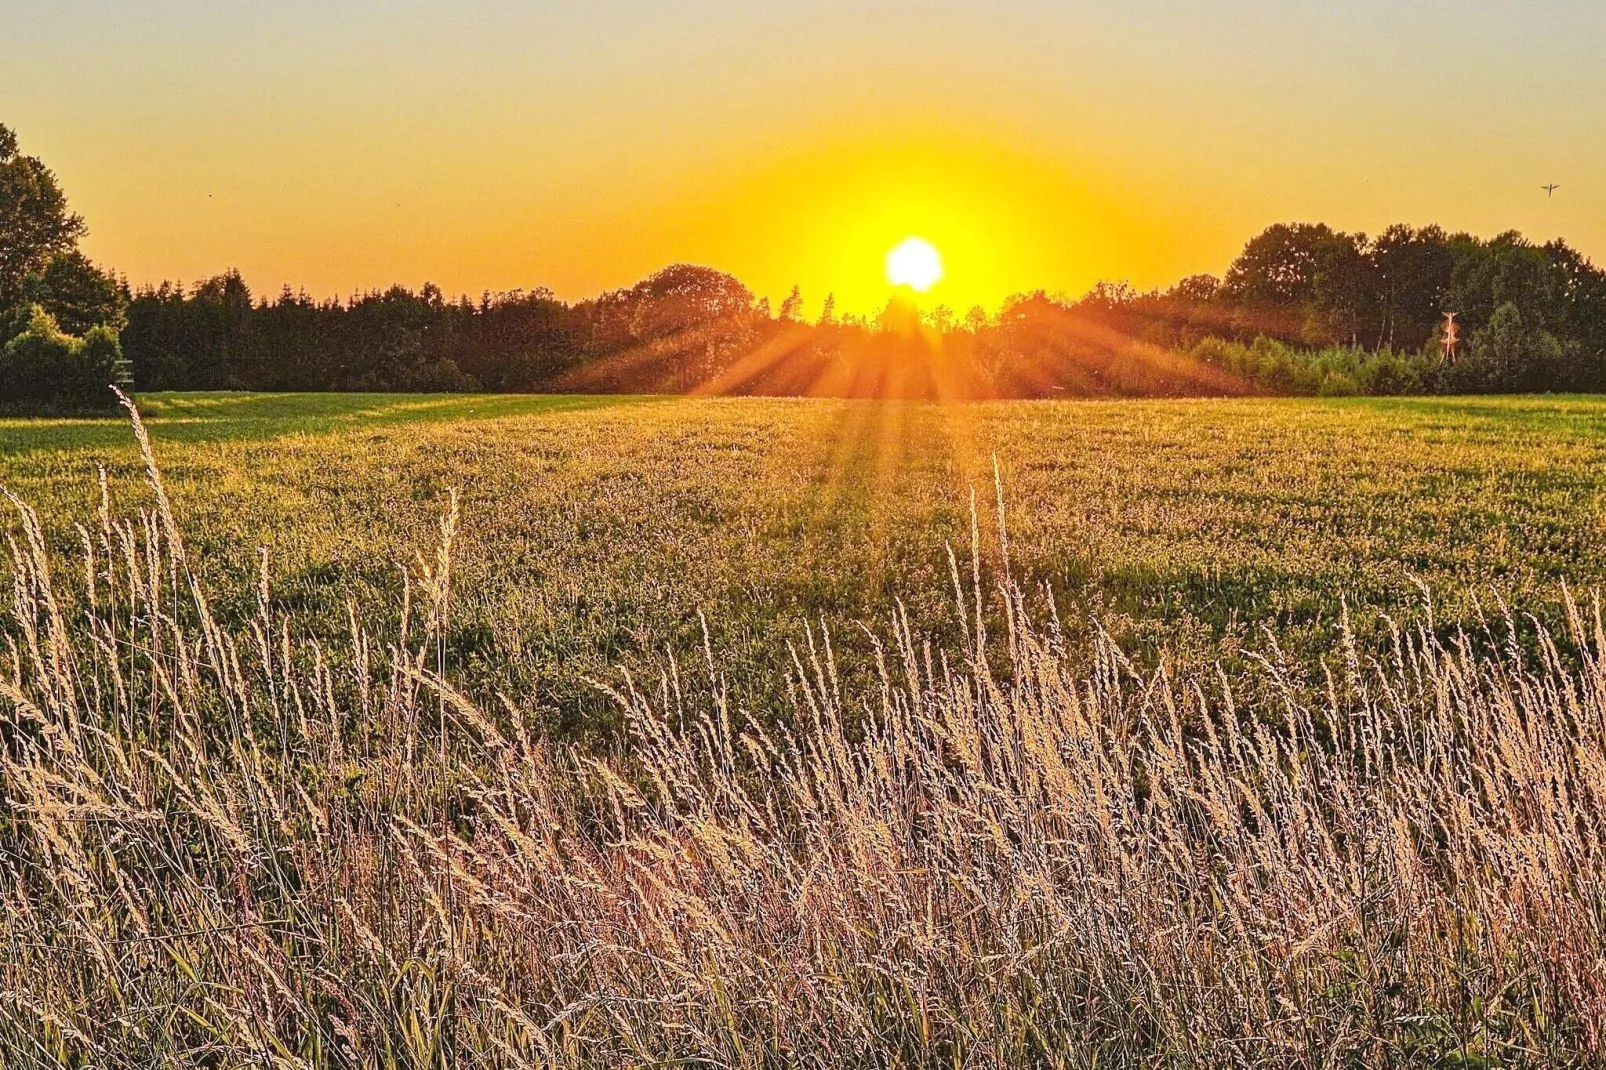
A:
[886,237,944,292]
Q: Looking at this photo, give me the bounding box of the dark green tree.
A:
[1369,224,1454,350]
[1223,223,1374,345]
[1224,224,1346,304]
[1453,302,1564,393]
[1446,232,1562,336]
[0,124,86,307]
[0,304,126,407]
[20,249,126,336]
[1542,240,1606,390]
[184,271,255,389]
[0,124,130,406]
[1169,274,1221,302]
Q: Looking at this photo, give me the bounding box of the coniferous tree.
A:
[778,285,803,322]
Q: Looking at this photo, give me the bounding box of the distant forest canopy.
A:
[116,223,1606,399]
[5,122,1606,402]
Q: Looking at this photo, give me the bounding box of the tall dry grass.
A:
[3,397,1606,1068]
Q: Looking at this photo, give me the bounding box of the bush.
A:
[1357,350,1423,395]
[1191,335,1440,398]
[1317,370,1360,396]
[1451,302,1565,393]
[82,323,134,393]
[0,303,128,409]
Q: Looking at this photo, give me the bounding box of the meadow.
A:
[5,391,1606,733]
[8,391,1606,1065]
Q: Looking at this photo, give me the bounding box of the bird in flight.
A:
[1543,183,1561,197]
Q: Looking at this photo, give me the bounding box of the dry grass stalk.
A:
[2,408,1605,1067]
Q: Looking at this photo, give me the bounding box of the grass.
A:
[7,392,1606,1065]
[9,393,1606,1066]
[3,391,1606,735]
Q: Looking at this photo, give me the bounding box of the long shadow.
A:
[0,391,666,455]
[1319,393,1606,425]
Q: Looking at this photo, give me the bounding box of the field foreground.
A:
[5,393,1606,1065]
[5,391,1606,733]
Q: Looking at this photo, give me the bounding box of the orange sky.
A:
[4,1,1602,316]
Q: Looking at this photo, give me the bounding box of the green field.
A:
[14,391,1606,1064]
[5,390,1606,731]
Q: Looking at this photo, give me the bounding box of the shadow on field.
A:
[0,392,664,454]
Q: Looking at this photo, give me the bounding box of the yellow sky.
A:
[4,1,1602,316]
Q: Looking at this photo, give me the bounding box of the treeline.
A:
[118,222,1606,399]
[119,267,1248,400]
[1099,222,1606,395]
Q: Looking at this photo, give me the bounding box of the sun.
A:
[886,237,944,292]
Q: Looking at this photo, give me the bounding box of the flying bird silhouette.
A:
[1543,184,1560,197]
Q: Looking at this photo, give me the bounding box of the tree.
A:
[0,124,86,305]
[876,292,921,334]
[1446,232,1561,337]
[778,284,803,322]
[1223,223,1373,344]
[1544,240,1606,390]
[0,304,127,408]
[20,250,126,336]
[184,271,255,389]
[1169,274,1221,303]
[1453,302,1563,393]
[624,264,753,340]
[1369,224,1454,349]
[1225,224,1338,304]
[0,125,132,406]
[122,282,191,390]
